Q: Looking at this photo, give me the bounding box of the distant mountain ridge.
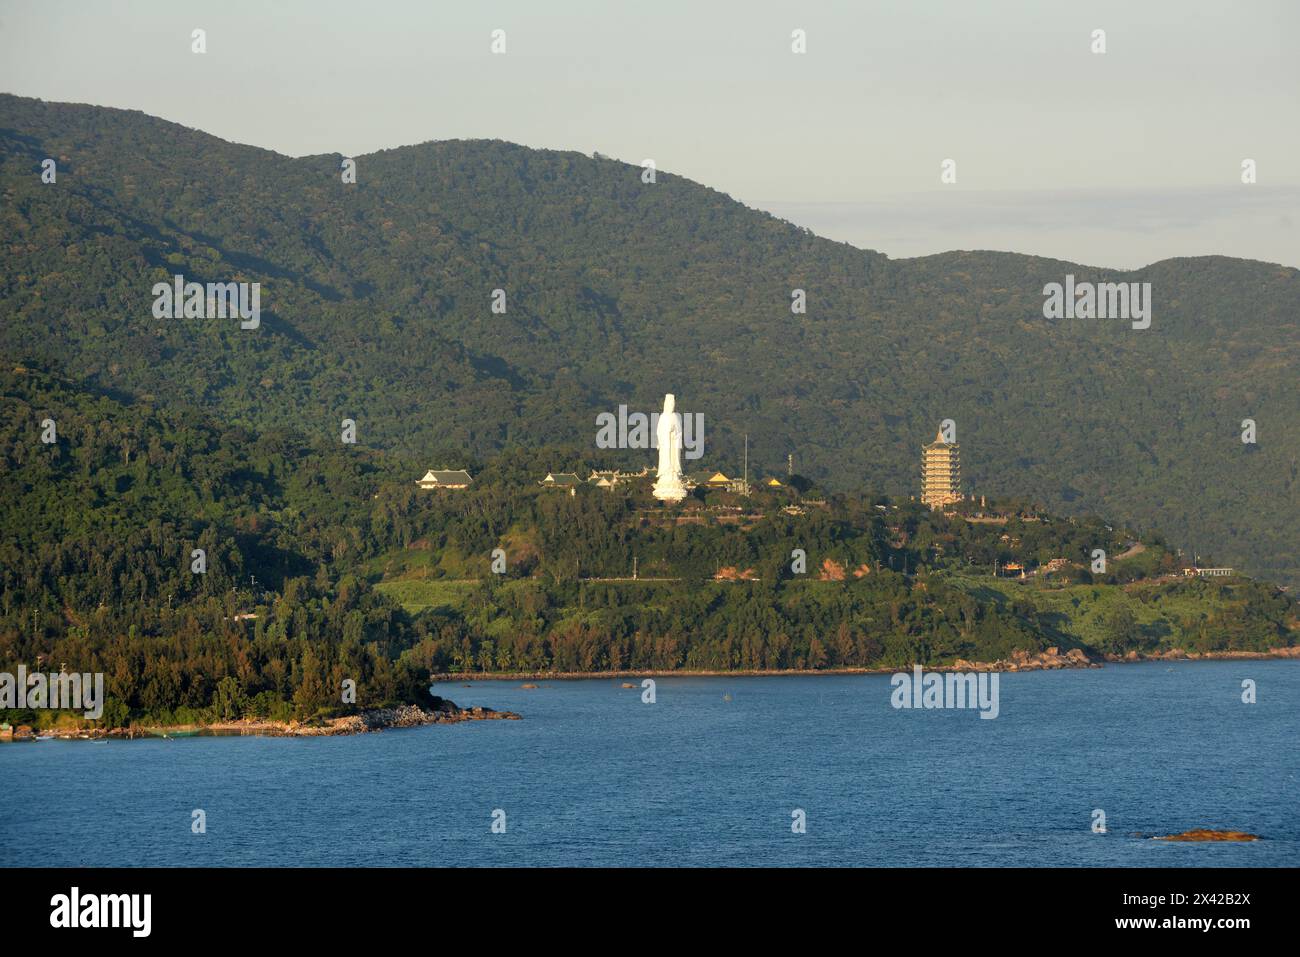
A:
[2,93,1297,584]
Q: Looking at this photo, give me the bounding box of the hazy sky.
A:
[2,0,1296,268]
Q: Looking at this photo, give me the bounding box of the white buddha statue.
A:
[652,393,687,502]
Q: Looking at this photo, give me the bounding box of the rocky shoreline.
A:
[2,699,519,741]
[210,701,522,738]
[951,646,1097,672]
[947,643,1300,671]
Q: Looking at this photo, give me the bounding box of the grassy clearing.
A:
[937,571,1239,648]
[374,579,479,614]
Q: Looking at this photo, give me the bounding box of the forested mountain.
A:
[2,93,1298,586]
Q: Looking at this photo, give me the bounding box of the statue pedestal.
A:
[652,478,687,503]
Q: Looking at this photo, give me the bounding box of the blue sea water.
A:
[1,660,1296,867]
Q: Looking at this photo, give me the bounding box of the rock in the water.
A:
[1153,829,1260,842]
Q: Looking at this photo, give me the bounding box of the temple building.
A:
[921,428,962,509]
[587,467,650,489]
[416,469,473,490]
[539,472,581,496]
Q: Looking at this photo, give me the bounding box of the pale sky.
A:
[2,0,1296,268]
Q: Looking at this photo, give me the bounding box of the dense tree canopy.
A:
[1,94,1297,588]
[1,368,1293,730]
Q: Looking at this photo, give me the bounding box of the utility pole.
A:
[743,433,749,494]
[633,556,638,581]
[788,453,793,477]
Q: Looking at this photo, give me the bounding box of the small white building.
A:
[1184,566,1235,578]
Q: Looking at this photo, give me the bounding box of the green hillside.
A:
[1,366,1295,727]
[2,93,1298,591]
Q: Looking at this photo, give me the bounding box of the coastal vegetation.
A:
[2,366,1295,731]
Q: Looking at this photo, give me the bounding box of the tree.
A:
[1101,606,1140,654]
[213,676,246,721]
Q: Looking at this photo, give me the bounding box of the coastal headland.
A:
[1,698,519,742]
